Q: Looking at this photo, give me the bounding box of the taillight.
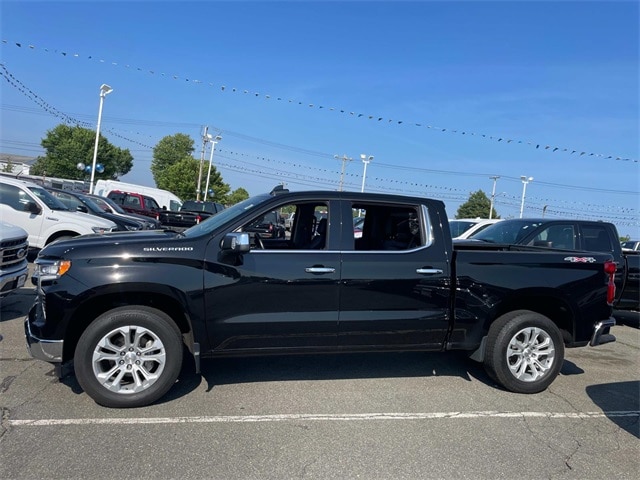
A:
[605,260,616,305]
[196,215,202,224]
[604,261,617,275]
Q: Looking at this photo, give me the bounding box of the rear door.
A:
[338,199,450,348]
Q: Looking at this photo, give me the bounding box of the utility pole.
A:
[334,154,352,191]
[196,126,209,201]
[489,176,500,219]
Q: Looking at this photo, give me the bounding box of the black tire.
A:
[484,310,564,394]
[74,306,183,408]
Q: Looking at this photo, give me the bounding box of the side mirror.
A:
[221,232,251,253]
[533,240,553,247]
[26,202,41,215]
[76,205,89,213]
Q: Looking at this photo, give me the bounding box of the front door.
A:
[203,199,341,353]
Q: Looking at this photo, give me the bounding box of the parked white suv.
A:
[0,176,116,252]
[0,221,29,296]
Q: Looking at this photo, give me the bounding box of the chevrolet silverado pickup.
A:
[25,188,617,407]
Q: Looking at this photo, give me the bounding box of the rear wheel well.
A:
[62,292,192,363]
[493,296,575,344]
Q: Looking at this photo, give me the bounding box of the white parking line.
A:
[8,410,640,427]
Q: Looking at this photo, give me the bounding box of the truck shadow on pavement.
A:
[60,351,599,407]
[159,350,497,405]
[0,288,35,322]
[586,381,640,439]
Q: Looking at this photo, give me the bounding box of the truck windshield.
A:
[181,194,272,237]
[471,220,544,244]
[28,186,71,211]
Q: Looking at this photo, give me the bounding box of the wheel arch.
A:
[45,230,80,245]
[62,290,194,363]
[492,290,576,344]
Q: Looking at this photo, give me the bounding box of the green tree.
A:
[160,157,230,202]
[151,133,195,188]
[30,124,133,180]
[226,187,250,205]
[456,190,499,219]
[2,159,15,173]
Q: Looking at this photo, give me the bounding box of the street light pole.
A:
[204,135,222,200]
[519,175,533,218]
[360,154,374,192]
[489,176,500,219]
[89,84,113,194]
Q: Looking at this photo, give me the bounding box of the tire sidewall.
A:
[485,310,565,394]
[74,306,183,408]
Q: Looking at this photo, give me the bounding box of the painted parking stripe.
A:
[8,410,640,427]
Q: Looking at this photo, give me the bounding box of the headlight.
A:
[125,225,141,231]
[34,259,72,282]
[92,226,113,234]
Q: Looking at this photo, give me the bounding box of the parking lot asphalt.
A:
[1,277,638,480]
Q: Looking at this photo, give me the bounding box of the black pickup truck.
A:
[156,200,225,231]
[457,219,639,327]
[26,188,617,408]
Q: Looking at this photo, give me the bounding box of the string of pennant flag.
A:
[1,54,637,226]
[3,57,636,216]
[1,39,636,163]
[0,63,154,150]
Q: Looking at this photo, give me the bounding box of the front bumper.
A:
[0,264,28,296]
[24,305,63,363]
[589,317,616,347]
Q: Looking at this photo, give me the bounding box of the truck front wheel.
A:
[74,306,183,408]
[484,310,564,394]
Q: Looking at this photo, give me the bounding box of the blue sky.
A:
[1,0,638,236]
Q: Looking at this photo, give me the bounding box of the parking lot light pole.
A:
[204,135,222,200]
[519,176,533,218]
[360,154,374,192]
[89,84,113,194]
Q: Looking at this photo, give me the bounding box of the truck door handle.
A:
[305,267,336,274]
[416,268,444,275]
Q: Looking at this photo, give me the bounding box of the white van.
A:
[94,180,182,211]
[0,176,116,250]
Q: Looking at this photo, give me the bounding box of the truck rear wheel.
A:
[484,310,564,394]
[74,306,183,408]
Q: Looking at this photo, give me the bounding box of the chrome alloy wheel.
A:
[91,325,167,394]
[506,327,556,382]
